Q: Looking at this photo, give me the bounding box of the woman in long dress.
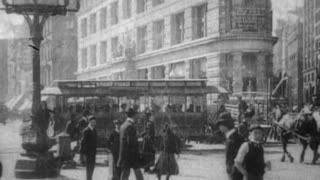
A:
[154,124,180,180]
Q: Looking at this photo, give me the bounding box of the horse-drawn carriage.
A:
[273,105,320,164]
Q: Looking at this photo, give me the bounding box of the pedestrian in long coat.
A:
[77,110,90,164]
[216,112,245,180]
[154,124,180,180]
[65,114,79,141]
[79,116,98,180]
[108,119,122,180]
[117,108,144,180]
[141,118,156,173]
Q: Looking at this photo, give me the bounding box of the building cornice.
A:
[76,35,277,76]
[135,35,277,62]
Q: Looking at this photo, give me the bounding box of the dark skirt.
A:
[141,151,155,168]
[154,152,179,175]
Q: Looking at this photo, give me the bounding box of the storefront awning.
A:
[41,87,62,95]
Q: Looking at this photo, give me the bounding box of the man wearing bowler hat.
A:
[117,108,144,180]
[216,112,245,180]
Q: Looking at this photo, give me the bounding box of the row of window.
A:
[316,24,320,36]
[304,72,316,83]
[304,58,315,70]
[80,0,165,38]
[80,3,208,70]
[316,11,320,24]
[316,0,320,8]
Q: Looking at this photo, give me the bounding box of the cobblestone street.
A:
[1,120,320,180]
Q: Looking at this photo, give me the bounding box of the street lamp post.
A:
[1,0,79,178]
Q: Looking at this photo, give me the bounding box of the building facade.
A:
[77,0,276,94]
[273,9,304,108]
[40,13,78,87]
[0,39,8,102]
[314,0,320,103]
[303,0,317,103]
[6,37,33,110]
[286,21,303,107]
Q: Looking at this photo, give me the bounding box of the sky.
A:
[0,0,304,39]
[272,0,303,19]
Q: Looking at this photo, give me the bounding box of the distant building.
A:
[303,0,317,103]
[40,13,78,87]
[76,0,276,94]
[6,37,33,110]
[0,39,8,102]
[7,38,32,98]
[4,20,32,110]
[273,10,304,108]
[287,21,303,108]
[314,0,320,103]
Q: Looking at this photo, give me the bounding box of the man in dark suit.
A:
[37,101,54,132]
[217,112,245,180]
[109,119,122,180]
[77,110,90,164]
[237,96,248,123]
[117,108,144,180]
[80,116,97,180]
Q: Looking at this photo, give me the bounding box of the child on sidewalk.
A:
[234,124,271,180]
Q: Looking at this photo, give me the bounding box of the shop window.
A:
[111,1,119,25]
[171,12,185,45]
[81,48,87,69]
[153,20,164,50]
[137,0,147,14]
[111,36,122,58]
[81,18,87,38]
[152,66,165,79]
[153,0,164,7]
[100,41,107,64]
[100,7,107,30]
[137,25,147,54]
[138,69,148,79]
[123,0,132,19]
[89,13,96,34]
[90,45,97,66]
[192,4,207,39]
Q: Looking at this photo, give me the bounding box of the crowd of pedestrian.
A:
[73,108,181,180]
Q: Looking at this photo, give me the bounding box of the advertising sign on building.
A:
[231,7,271,33]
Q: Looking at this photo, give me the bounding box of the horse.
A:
[276,107,320,164]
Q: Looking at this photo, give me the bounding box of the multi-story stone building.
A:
[0,39,8,102]
[287,20,303,108]
[6,37,33,110]
[314,0,320,103]
[303,0,317,103]
[77,0,276,94]
[40,13,78,87]
[273,9,303,108]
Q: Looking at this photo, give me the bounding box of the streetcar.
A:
[41,79,223,147]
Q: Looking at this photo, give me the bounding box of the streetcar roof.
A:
[40,79,226,96]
